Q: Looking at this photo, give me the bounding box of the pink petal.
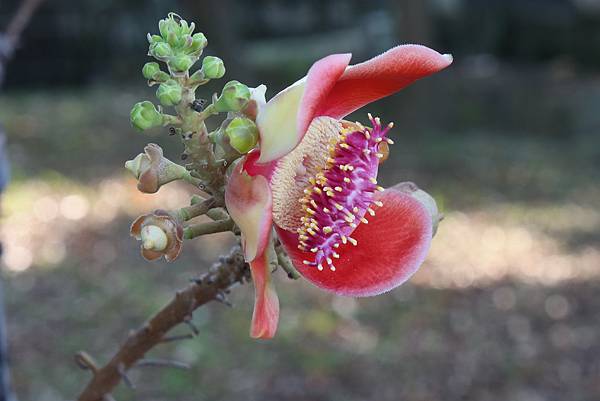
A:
[256,54,351,164]
[224,155,273,262]
[314,45,452,119]
[276,187,433,297]
[249,241,280,339]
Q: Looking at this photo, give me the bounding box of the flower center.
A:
[271,115,393,271]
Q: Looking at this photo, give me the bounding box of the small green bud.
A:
[169,55,194,72]
[150,42,172,59]
[225,117,259,154]
[159,17,180,41]
[147,34,163,44]
[150,71,170,83]
[202,56,225,79]
[142,62,161,80]
[189,33,207,53]
[156,79,182,106]
[214,81,251,112]
[130,101,163,131]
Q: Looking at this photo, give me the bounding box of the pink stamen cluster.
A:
[297,115,394,271]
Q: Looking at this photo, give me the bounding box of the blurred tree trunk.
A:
[181,0,251,81]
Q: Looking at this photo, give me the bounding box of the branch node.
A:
[117,363,136,390]
[135,358,191,370]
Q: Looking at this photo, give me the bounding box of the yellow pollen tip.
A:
[374,200,384,207]
[323,226,333,234]
[344,177,351,183]
[348,237,358,246]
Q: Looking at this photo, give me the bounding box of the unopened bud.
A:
[130,101,163,131]
[142,62,161,80]
[169,55,194,73]
[189,32,207,53]
[214,80,251,113]
[156,79,182,106]
[225,117,259,154]
[202,56,225,79]
[149,42,172,59]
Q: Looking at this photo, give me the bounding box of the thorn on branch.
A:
[74,351,99,375]
[183,315,200,336]
[135,358,191,370]
[159,333,195,343]
[214,291,232,307]
[117,363,135,390]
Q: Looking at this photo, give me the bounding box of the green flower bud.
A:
[189,33,207,53]
[130,101,163,131]
[169,55,194,73]
[142,62,161,80]
[147,34,163,44]
[225,117,259,154]
[214,81,251,113]
[156,79,182,106]
[202,56,225,79]
[151,71,170,83]
[159,16,180,41]
[150,42,172,59]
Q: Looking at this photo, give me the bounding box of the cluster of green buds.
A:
[129,13,260,163]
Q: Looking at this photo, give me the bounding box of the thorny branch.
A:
[75,245,250,401]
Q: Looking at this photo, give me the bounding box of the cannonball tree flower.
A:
[130,209,184,262]
[225,45,452,339]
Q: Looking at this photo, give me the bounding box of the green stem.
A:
[184,218,233,239]
[174,197,215,221]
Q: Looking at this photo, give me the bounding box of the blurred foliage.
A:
[1,1,600,401]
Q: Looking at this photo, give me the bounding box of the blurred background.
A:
[1,0,599,400]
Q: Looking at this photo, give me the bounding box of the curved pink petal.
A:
[225,156,273,262]
[249,242,280,339]
[276,187,433,297]
[256,54,351,163]
[314,45,452,119]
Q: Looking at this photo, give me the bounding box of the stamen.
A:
[273,115,394,272]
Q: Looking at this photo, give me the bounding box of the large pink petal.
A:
[314,45,452,119]
[256,54,351,163]
[276,187,433,297]
[249,238,280,339]
[225,156,273,262]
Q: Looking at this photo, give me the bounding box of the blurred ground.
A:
[0,79,598,401]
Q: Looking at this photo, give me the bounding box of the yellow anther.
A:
[340,143,350,149]
[344,177,351,183]
[374,200,383,207]
[353,206,359,213]
[306,208,316,215]
[375,137,383,143]
[311,247,318,253]
[334,186,343,192]
[330,265,336,272]
[334,203,344,210]
[333,252,340,258]
[323,226,333,234]
[386,138,394,144]
[360,217,369,224]
[376,186,385,192]
[348,237,358,246]
[307,228,316,236]
[376,153,385,158]
[303,260,311,265]
[323,207,331,213]
[341,236,348,244]
[370,177,377,184]
[367,207,376,216]
[388,122,394,128]
[333,243,340,248]
[317,264,324,271]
